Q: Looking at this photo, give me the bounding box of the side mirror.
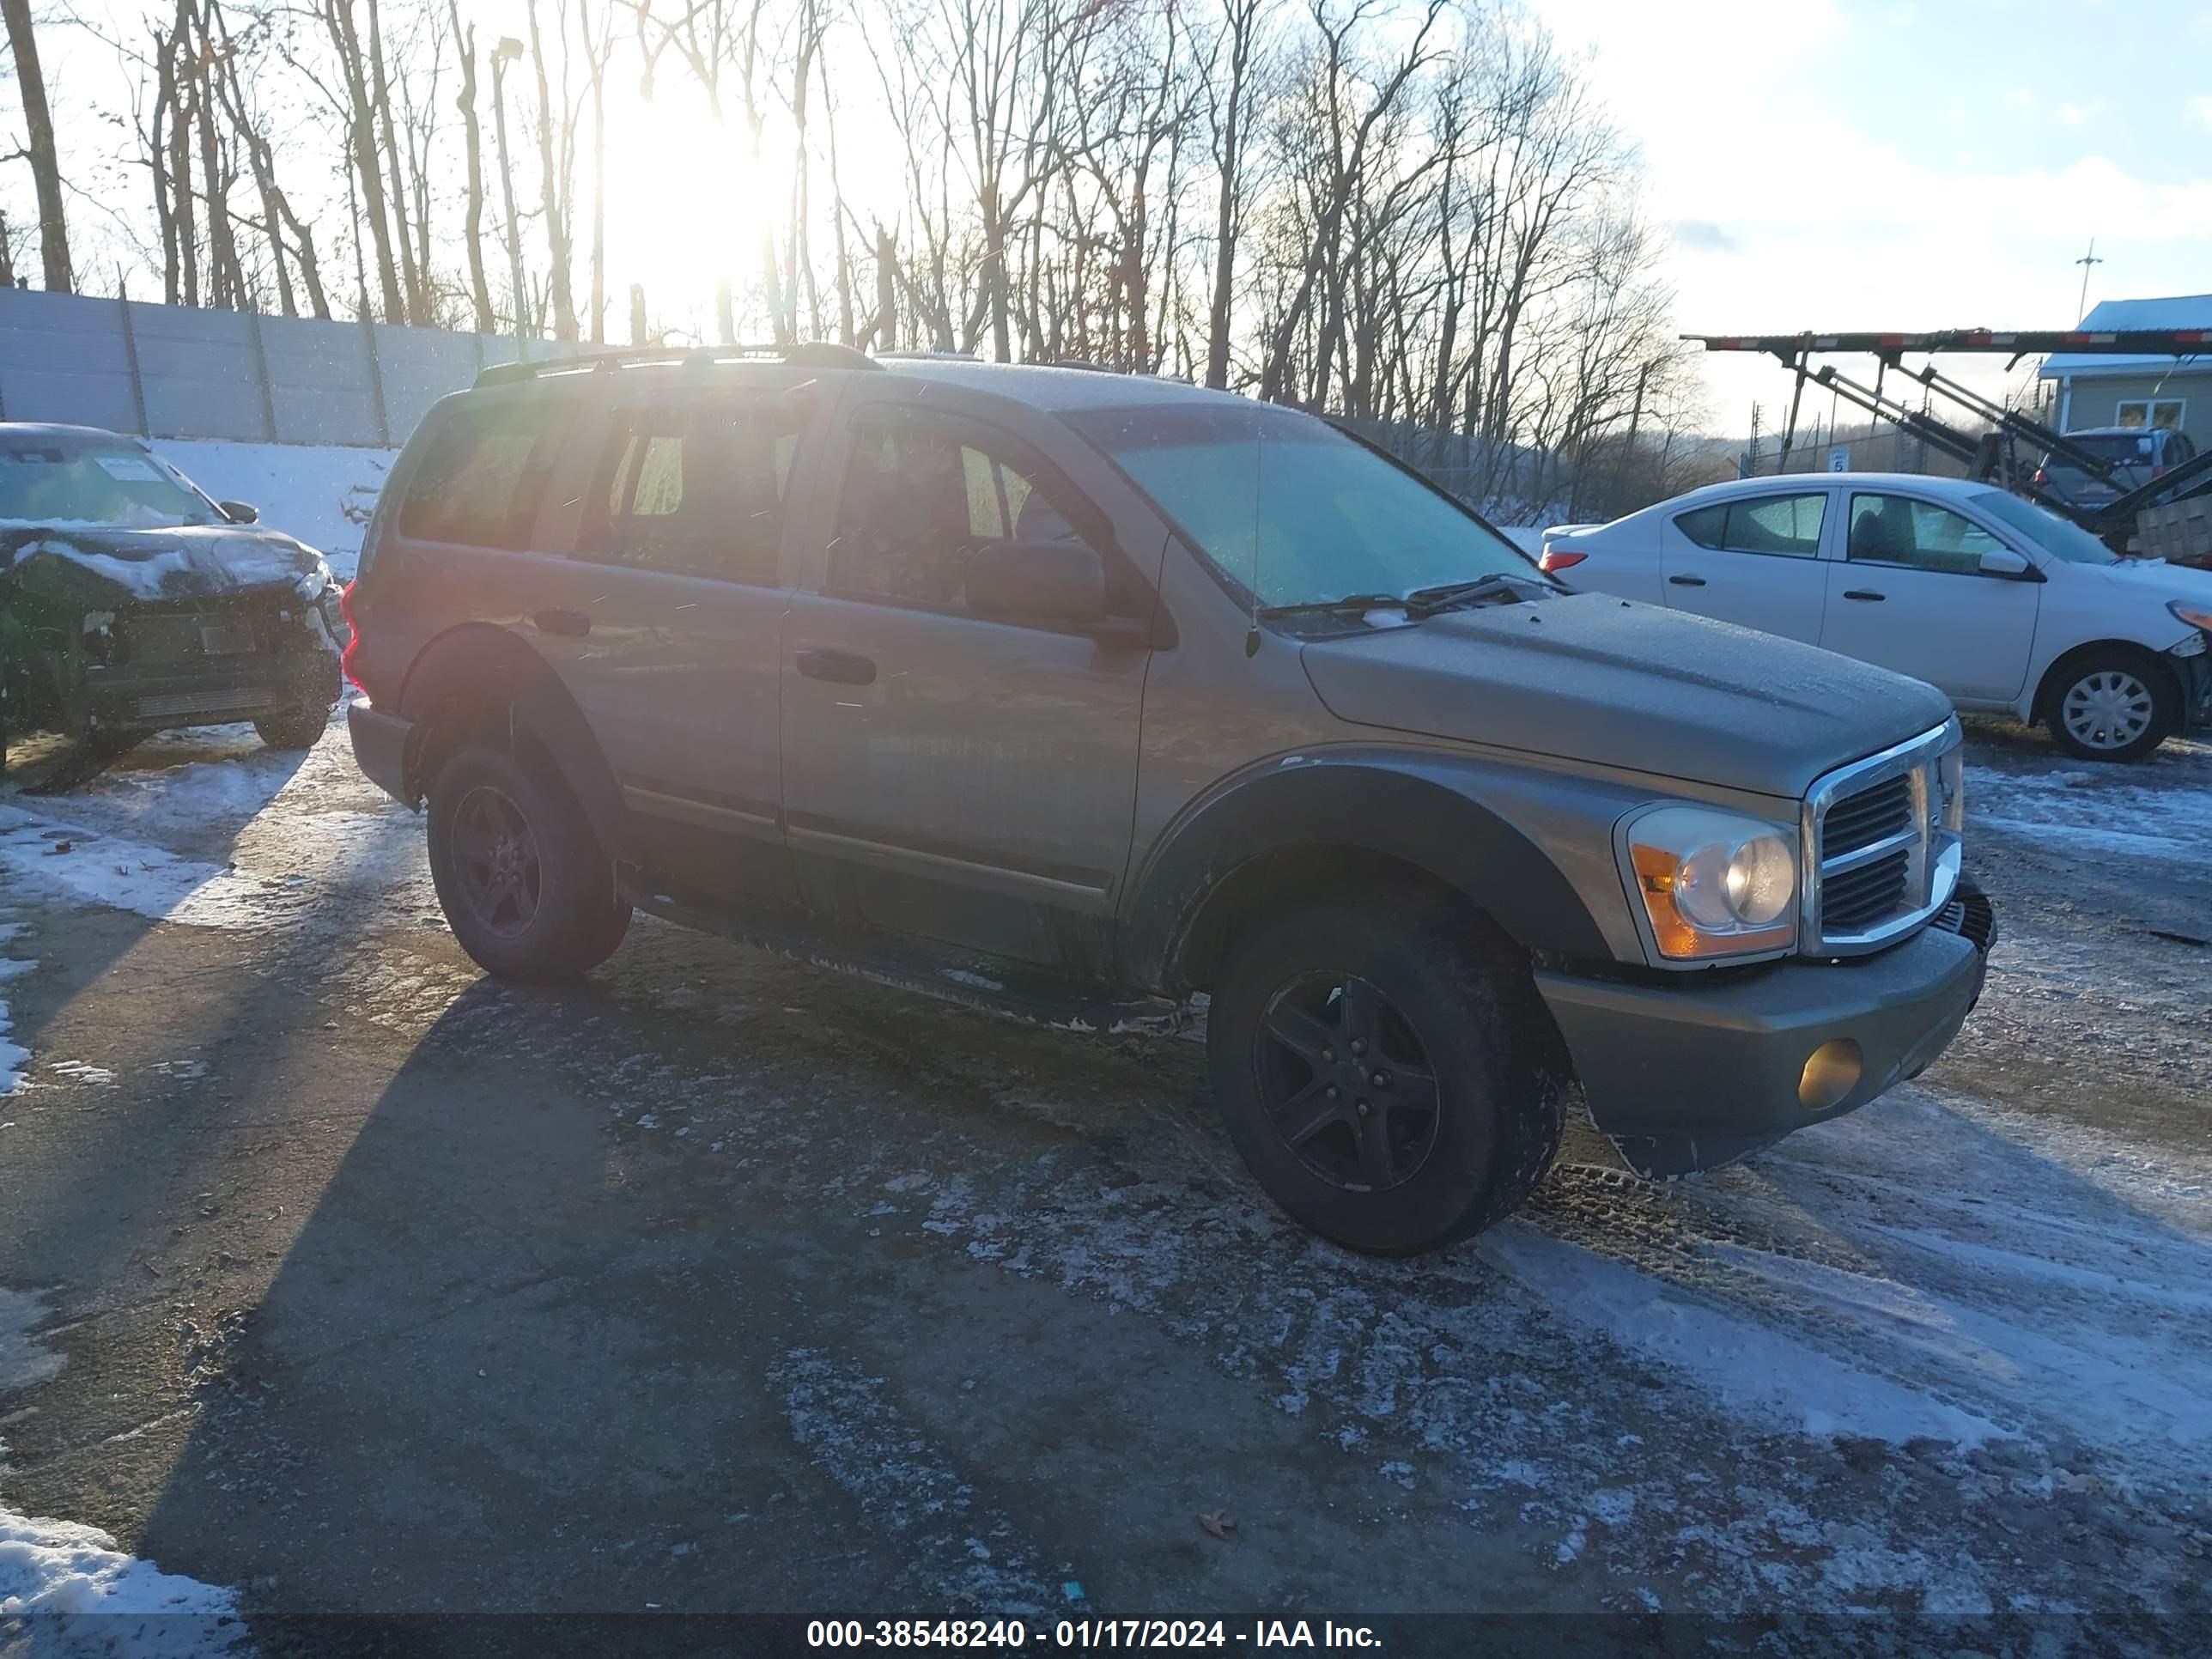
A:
[964,539,1109,627]
[219,500,260,525]
[1978,546,2032,578]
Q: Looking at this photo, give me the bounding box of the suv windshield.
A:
[0,438,224,529]
[1971,489,2118,564]
[2042,434,2156,474]
[1066,402,1535,608]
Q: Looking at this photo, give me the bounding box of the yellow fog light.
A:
[1799,1040,1863,1112]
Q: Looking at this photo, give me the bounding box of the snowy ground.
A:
[1,704,2209,1646]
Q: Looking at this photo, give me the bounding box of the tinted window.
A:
[583,401,798,582]
[1846,493,2003,574]
[399,399,571,549]
[830,415,1117,615]
[1675,493,1825,557]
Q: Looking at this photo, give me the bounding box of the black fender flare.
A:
[394,623,629,858]
[1121,750,1622,992]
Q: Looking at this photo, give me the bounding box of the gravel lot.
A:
[2,713,2208,1656]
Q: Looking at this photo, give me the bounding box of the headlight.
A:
[2171,601,2212,655]
[1937,744,1965,834]
[1624,805,1798,961]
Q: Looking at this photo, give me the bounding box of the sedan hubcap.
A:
[1255,972,1440,1193]
[2061,671,2154,750]
[451,785,542,937]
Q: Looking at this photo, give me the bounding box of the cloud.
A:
[2191,95,2212,130]
[1673,220,1742,254]
[2056,100,2106,127]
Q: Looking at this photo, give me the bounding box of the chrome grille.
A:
[1802,722,1962,955]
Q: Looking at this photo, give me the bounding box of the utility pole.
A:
[2074,237,2102,323]
[492,36,529,351]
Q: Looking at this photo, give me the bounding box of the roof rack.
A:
[474,340,880,388]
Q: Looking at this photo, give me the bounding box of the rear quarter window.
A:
[398,398,574,550]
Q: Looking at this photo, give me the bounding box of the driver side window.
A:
[827,416,1097,610]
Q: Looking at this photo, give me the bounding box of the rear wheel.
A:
[427,741,630,981]
[1206,890,1564,1255]
[253,703,332,750]
[2045,651,2175,762]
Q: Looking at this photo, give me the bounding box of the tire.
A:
[2044,650,2176,763]
[1206,889,1565,1255]
[426,740,631,981]
[253,703,332,750]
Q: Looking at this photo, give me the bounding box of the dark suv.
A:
[2033,426,2197,510]
[343,345,1994,1255]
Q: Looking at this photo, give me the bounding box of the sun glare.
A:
[600,89,781,337]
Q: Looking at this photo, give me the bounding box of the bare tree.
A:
[449,0,495,330]
[1,0,74,289]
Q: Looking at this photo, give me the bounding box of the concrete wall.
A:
[0,289,575,448]
[2054,370,2209,446]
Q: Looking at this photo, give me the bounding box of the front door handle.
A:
[533,606,591,636]
[1668,574,1706,587]
[795,646,878,685]
[1842,589,1887,602]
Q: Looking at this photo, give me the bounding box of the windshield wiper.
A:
[1255,592,1408,618]
[1401,571,1556,614]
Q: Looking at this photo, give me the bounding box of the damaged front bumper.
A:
[1534,880,1996,1179]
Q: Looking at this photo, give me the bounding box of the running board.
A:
[622,883,1197,1039]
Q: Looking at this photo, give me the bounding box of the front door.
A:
[1820,490,2041,703]
[1662,489,1832,642]
[778,402,1152,973]
[531,389,805,908]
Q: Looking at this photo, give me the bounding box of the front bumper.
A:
[347,699,415,804]
[1535,891,1992,1178]
[2177,645,2211,730]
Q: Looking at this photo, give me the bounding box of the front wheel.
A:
[2045,653,2175,762]
[253,702,333,750]
[1206,890,1565,1255]
[427,741,631,981]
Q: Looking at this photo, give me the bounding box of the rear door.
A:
[776,391,1158,973]
[1661,489,1833,641]
[1819,489,2040,702]
[525,386,813,910]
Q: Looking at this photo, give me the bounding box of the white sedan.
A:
[1540,472,2212,761]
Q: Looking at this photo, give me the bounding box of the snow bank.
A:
[0,1509,247,1656]
[151,440,395,580]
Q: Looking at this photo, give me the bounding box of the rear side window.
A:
[1675,493,1826,557]
[580,400,800,583]
[398,399,571,549]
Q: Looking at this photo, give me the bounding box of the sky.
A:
[1534,0,2212,431]
[5,0,2209,440]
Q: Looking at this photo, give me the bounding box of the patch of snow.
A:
[0,1509,247,1655]
[0,1289,64,1394]
[1967,759,2212,855]
[1481,1224,2008,1448]
[152,440,394,580]
[772,1349,1062,1613]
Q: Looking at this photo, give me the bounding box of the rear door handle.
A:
[795,646,878,685]
[1843,589,1887,602]
[533,606,591,636]
[1668,574,1706,587]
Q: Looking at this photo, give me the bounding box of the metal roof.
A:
[2040,295,2212,378]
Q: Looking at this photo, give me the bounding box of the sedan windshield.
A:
[0,439,225,529]
[1971,489,2118,565]
[1066,402,1536,609]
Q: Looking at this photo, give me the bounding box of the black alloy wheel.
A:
[1255,971,1442,1192]
[449,783,544,938]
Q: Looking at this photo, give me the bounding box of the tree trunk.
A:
[629,283,646,345]
[0,0,73,291]
[326,0,404,324]
[874,229,896,353]
[193,50,241,309]
[585,4,605,344]
[365,0,426,325]
[450,6,495,331]
[526,0,577,342]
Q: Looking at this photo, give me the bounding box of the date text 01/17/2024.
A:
[805,1619,1384,1650]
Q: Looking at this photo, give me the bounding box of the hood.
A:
[0,522,335,608]
[1299,592,1954,799]
[2094,556,2212,605]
